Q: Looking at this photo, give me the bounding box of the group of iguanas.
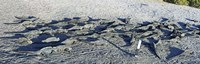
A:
[3,16,200,62]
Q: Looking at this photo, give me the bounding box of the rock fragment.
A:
[36,45,72,56]
[17,37,33,44]
[61,38,78,45]
[13,16,39,24]
[42,37,60,43]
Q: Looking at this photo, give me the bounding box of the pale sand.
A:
[0,0,200,63]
